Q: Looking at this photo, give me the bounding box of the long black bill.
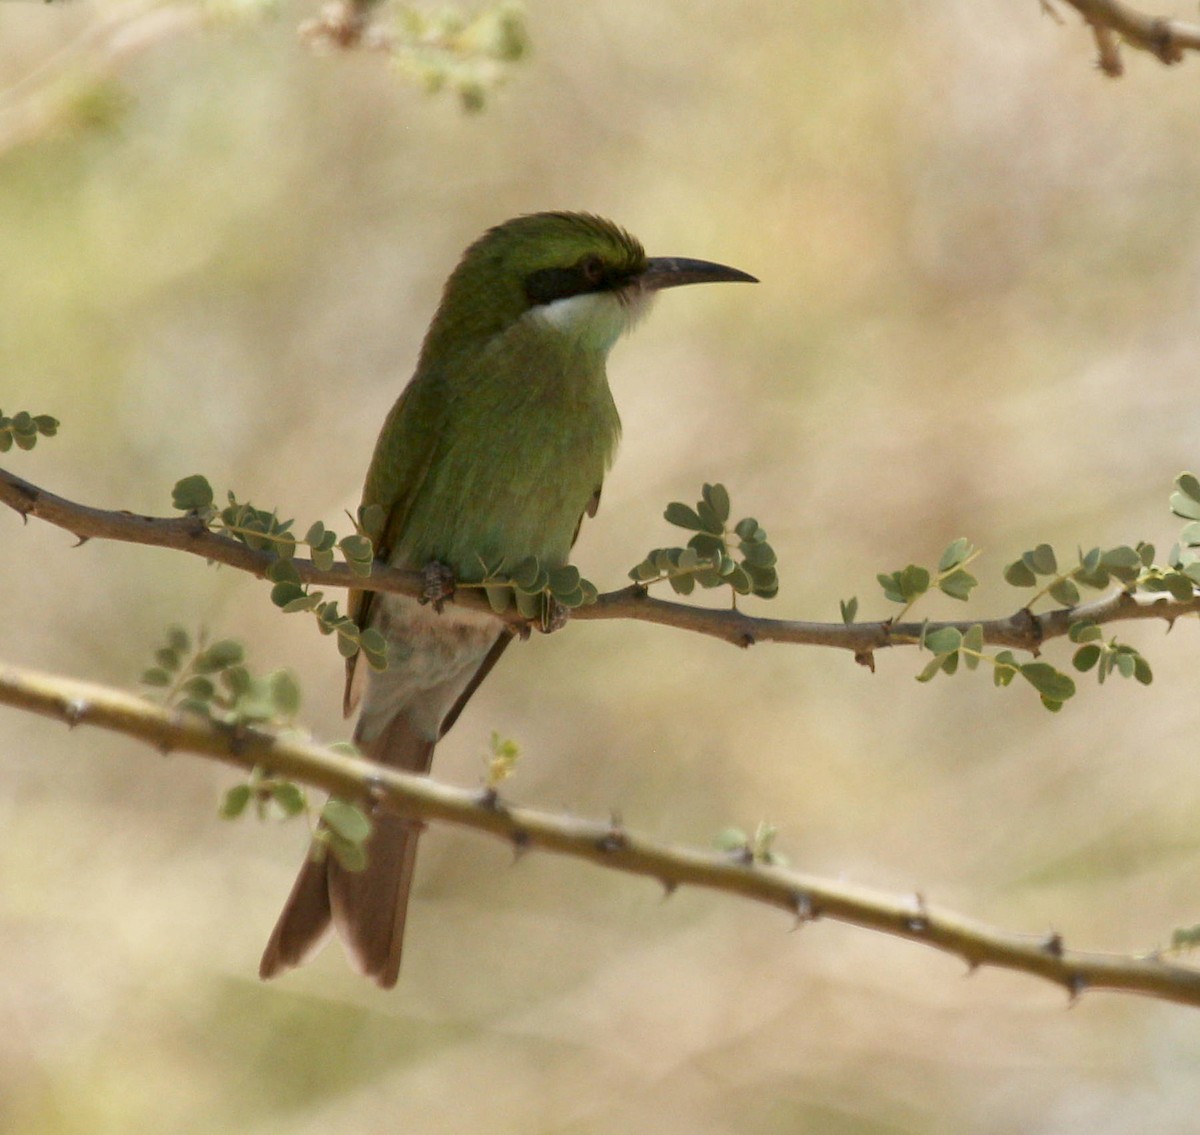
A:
[640,256,758,291]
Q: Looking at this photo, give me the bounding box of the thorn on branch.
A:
[365,776,388,806]
[660,877,678,900]
[477,786,504,812]
[62,698,86,727]
[510,828,531,860]
[793,891,819,924]
[597,829,628,853]
[904,893,930,934]
[1091,20,1124,74]
[1043,930,1065,958]
[854,650,876,672]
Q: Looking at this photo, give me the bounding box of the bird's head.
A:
[419,212,756,361]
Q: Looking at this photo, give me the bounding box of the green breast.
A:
[391,320,621,578]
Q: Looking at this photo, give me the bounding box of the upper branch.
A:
[1055,0,1200,73]
[3,465,1197,657]
[4,658,1200,1008]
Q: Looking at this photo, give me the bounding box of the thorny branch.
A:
[3,660,1200,1007]
[3,466,1197,663]
[1051,0,1200,74]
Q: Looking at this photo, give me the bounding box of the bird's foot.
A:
[539,594,570,634]
[421,561,457,612]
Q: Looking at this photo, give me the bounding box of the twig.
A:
[1054,0,1200,71]
[3,465,1197,658]
[3,659,1199,1007]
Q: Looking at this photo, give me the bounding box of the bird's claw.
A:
[421,561,457,612]
[539,594,570,634]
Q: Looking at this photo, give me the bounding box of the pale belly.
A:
[353,591,503,744]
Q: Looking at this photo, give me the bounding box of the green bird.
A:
[259,212,755,987]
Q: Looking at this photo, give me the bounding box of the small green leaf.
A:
[358,503,386,542]
[916,655,945,683]
[1024,544,1057,576]
[271,581,307,608]
[220,784,252,819]
[180,675,215,700]
[221,665,252,697]
[713,827,749,852]
[339,535,373,563]
[1072,644,1101,672]
[702,483,730,524]
[1068,620,1102,643]
[141,667,171,687]
[1019,663,1075,703]
[1170,473,1200,520]
[271,781,307,816]
[547,565,581,596]
[938,538,972,572]
[938,569,977,601]
[740,540,776,568]
[664,502,705,531]
[195,640,245,673]
[962,623,983,668]
[266,558,302,585]
[924,626,962,654]
[1048,579,1080,607]
[840,597,858,625]
[322,798,372,843]
[695,498,725,536]
[269,670,301,717]
[688,532,725,560]
[1004,560,1037,587]
[326,833,368,872]
[172,475,214,512]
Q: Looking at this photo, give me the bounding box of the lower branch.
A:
[3,660,1200,1007]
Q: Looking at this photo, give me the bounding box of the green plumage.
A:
[260,212,754,988]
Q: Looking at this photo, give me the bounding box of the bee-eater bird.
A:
[259,212,756,987]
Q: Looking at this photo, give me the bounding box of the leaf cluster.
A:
[221,762,373,872]
[629,483,779,602]
[714,821,787,867]
[918,623,1077,711]
[1002,541,1151,606]
[171,476,387,671]
[1069,621,1152,686]
[392,1,528,112]
[870,537,978,621]
[0,410,58,452]
[140,626,302,726]
[470,558,599,619]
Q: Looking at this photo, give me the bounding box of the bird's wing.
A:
[344,378,446,716]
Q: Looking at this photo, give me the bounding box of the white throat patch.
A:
[531,289,656,352]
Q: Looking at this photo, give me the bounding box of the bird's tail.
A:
[259,712,434,989]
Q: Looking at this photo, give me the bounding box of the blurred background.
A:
[5,1,1200,1131]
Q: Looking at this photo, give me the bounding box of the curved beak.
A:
[640,257,758,292]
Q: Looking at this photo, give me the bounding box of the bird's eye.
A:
[579,255,605,285]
